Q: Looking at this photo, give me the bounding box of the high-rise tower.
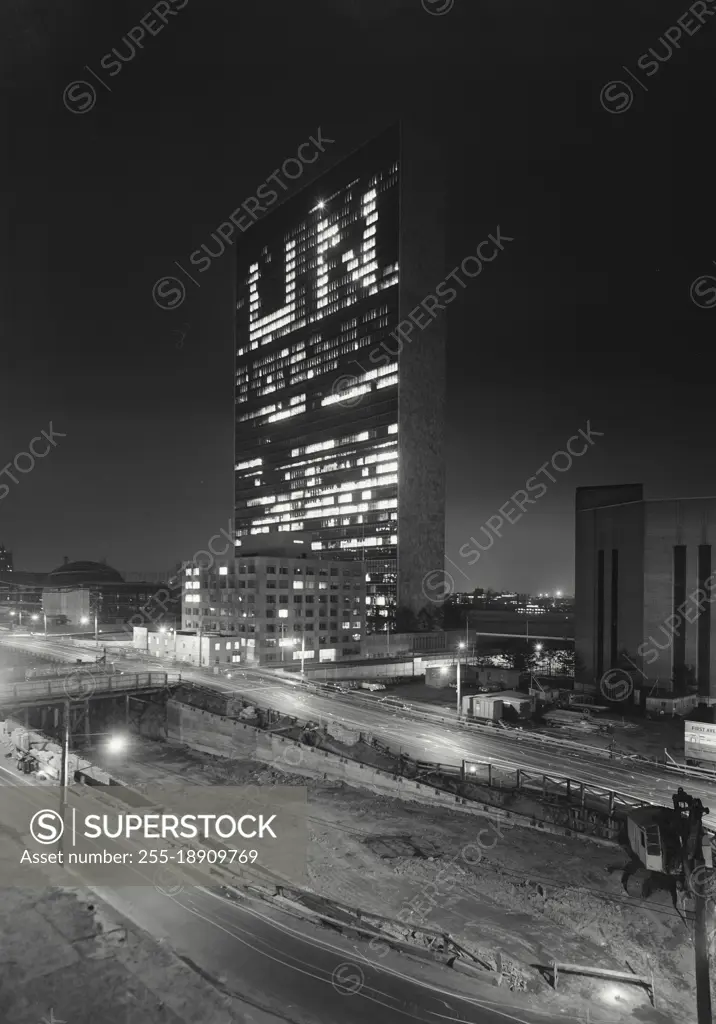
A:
[234,125,445,631]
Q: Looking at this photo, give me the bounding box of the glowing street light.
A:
[105,734,128,755]
[79,608,99,644]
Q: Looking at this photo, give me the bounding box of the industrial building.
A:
[575,483,716,696]
[233,124,446,632]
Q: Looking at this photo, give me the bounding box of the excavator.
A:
[622,788,714,1024]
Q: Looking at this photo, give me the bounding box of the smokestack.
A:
[63,556,69,565]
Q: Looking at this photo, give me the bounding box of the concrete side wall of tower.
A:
[396,123,446,618]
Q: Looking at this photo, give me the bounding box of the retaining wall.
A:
[166,702,618,844]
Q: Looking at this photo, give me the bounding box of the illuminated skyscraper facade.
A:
[234,125,445,630]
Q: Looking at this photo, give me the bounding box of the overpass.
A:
[0,669,177,708]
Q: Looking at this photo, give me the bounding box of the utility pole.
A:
[59,700,70,789]
[456,655,461,717]
[59,700,70,860]
[300,631,305,675]
[693,888,713,1024]
[676,789,713,1024]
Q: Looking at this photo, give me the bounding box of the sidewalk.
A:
[0,885,291,1024]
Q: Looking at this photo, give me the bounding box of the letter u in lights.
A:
[247,187,383,346]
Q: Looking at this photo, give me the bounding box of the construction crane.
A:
[623,788,714,1024]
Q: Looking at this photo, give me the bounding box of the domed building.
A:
[48,559,125,587]
[42,557,179,630]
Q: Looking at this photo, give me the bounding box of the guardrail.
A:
[461,759,652,816]
[365,738,639,836]
[330,691,621,761]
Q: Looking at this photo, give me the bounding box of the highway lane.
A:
[4,633,716,827]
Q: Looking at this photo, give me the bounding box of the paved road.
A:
[0,751,575,1024]
[3,633,716,827]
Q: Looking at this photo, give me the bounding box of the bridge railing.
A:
[0,672,178,704]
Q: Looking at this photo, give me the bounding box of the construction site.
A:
[2,644,715,1024]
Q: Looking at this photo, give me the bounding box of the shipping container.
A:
[462,695,503,721]
[491,690,533,719]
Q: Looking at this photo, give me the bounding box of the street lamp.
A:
[59,722,129,805]
[457,641,466,716]
[104,733,128,755]
[79,611,98,643]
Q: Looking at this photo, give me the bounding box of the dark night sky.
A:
[2,0,715,593]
